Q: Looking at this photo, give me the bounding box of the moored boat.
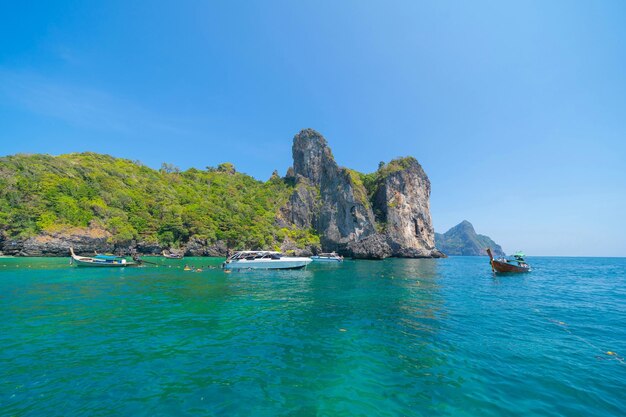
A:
[310,252,343,262]
[222,251,312,270]
[486,248,531,273]
[162,250,184,259]
[70,247,135,267]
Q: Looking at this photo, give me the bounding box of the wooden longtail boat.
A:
[162,250,184,259]
[486,248,531,273]
[310,252,344,262]
[70,247,136,267]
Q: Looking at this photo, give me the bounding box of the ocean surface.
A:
[1,256,625,416]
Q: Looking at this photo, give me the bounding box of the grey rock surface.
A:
[280,176,321,229]
[184,238,229,257]
[347,234,392,259]
[291,129,376,252]
[285,129,442,259]
[371,157,437,257]
[1,227,114,257]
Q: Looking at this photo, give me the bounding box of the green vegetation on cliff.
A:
[0,153,318,249]
[358,157,420,198]
[343,168,370,208]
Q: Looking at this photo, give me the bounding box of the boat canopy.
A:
[233,251,280,254]
[94,254,123,260]
[227,251,282,261]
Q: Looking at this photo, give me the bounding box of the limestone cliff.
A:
[284,129,443,259]
[367,157,438,257]
[290,129,376,251]
[280,177,320,230]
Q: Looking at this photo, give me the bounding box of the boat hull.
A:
[73,259,131,267]
[490,260,530,273]
[70,247,134,267]
[486,247,530,273]
[223,258,312,270]
[310,257,343,262]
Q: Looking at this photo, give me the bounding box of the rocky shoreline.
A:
[0,227,317,258]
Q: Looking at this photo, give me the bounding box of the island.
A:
[435,220,505,257]
[0,129,444,259]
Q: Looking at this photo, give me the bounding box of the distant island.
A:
[435,220,505,257]
[0,129,444,259]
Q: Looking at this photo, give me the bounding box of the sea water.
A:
[1,256,625,416]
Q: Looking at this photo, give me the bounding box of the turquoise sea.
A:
[1,256,625,416]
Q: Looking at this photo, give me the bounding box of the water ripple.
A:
[1,256,625,416]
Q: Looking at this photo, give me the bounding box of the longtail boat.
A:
[162,250,184,259]
[70,247,135,267]
[310,252,344,262]
[486,248,531,273]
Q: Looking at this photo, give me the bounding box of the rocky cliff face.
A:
[318,167,376,249]
[285,129,443,259]
[435,220,505,256]
[290,129,376,250]
[292,128,335,185]
[280,177,320,230]
[368,158,437,257]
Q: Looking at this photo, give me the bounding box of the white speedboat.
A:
[310,252,344,262]
[222,251,312,270]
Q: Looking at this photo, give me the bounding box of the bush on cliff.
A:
[0,153,318,250]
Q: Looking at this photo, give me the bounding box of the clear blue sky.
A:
[1,1,625,256]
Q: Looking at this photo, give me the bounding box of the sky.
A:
[1,0,625,256]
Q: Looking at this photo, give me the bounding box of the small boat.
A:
[70,247,135,267]
[310,252,343,262]
[486,248,531,273]
[162,250,184,259]
[222,251,312,270]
